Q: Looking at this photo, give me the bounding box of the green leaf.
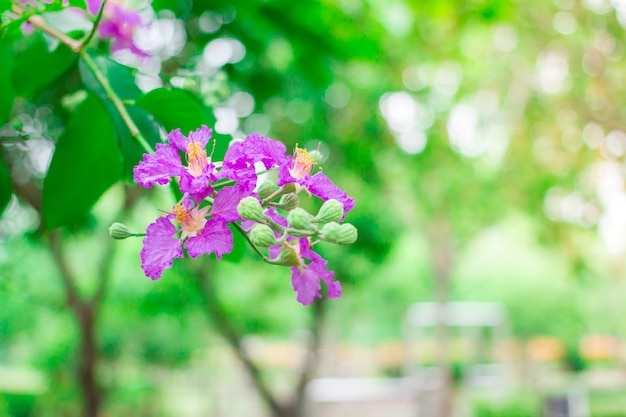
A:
[12,34,77,99]
[136,88,210,134]
[42,93,122,229]
[0,38,15,125]
[78,52,142,101]
[0,158,12,215]
[78,53,158,179]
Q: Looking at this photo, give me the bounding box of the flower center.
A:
[186,141,208,177]
[288,146,315,179]
[173,204,207,238]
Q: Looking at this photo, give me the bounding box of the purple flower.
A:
[287,238,341,305]
[227,134,354,212]
[134,126,217,202]
[277,146,355,212]
[86,0,147,56]
[140,195,237,280]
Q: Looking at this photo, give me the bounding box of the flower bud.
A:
[313,199,344,224]
[237,196,265,222]
[257,181,280,200]
[319,222,341,242]
[271,244,300,266]
[249,224,278,248]
[287,208,313,230]
[337,223,358,245]
[278,193,300,211]
[109,222,132,240]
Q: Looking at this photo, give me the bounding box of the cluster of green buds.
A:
[236,181,358,264]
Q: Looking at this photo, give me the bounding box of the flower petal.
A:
[184,219,233,259]
[140,217,183,280]
[210,184,252,222]
[133,143,184,188]
[291,265,322,306]
[303,172,355,212]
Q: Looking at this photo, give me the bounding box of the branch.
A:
[48,229,83,310]
[191,264,286,417]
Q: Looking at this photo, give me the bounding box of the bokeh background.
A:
[3,0,626,416]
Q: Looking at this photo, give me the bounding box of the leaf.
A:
[0,158,12,215]
[78,53,159,179]
[136,88,210,134]
[0,38,15,125]
[42,93,123,229]
[78,52,142,102]
[12,34,77,99]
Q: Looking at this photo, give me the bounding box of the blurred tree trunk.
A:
[193,263,326,417]
[428,219,455,417]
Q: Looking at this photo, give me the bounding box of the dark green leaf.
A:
[136,88,210,134]
[0,38,15,125]
[12,34,77,99]
[78,52,142,101]
[0,158,12,215]
[42,93,122,229]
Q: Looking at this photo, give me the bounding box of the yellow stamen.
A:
[172,204,208,238]
[186,141,208,177]
[289,146,315,179]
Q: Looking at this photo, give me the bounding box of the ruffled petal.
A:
[166,128,188,151]
[210,184,252,222]
[179,170,214,203]
[187,125,212,149]
[133,143,184,188]
[242,133,289,170]
[184,219,233,259]
[303,172,355,212]
[140,217,183,280]
[291,266,322,306]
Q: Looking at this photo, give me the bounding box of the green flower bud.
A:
[313,199,344,224]
[287,208,313,230]
[278,193,300,211]
[249,224,278,248]
[271,244,300,266]
[109,222,132,240]
[237,196,265,222]
[337,223,358,245]
[319,222,341,242]
[257,181,280,200]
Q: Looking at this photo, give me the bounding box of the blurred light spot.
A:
[493,25,518,52]
[561,127,582,152]
[304,140,330,163]
[214,107,239,134]
[0,196,40,239]
[325,83,351,108]
[536,51,569,94]
[396,130,427,154]
[286,99,313,124]
[203,38,246,68]
[583,123,604,149]
[136,73,163,92]
[227,92,255,118]
[244,114,271,136]
[264,97,286,120]
[604,130,626,157]
[198,11,222,33]
[402,66,427,91]
[378,2,413,37]
[582,50,604,76]
[582,0,613,13]
[135,17,186,60]
[266,37,293,71]
[433,61,462,97]
[599,194,626,255]
[553,11,577,35]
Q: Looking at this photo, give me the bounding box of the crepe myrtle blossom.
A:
[140,186,249,280]
[223,133,354,213]
[259,207,341,305]
[86,0,147,56]
[134,125,218,202]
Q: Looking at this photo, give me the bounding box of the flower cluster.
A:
[127,125,357,305]
[86,0,147,55]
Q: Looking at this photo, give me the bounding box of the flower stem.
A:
[79,51,154,154]
[27,14,82,53]
[231,222,272,264]
[81,0,108,49]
